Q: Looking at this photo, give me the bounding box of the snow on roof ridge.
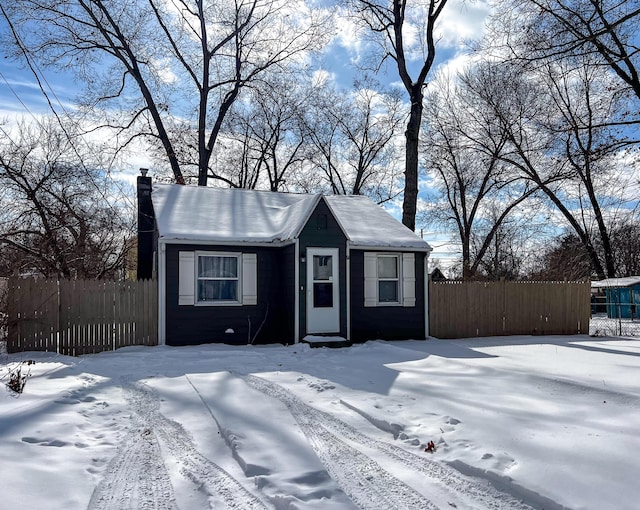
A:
[152,184,318,243]
[324,194,431,251]
[591,276,640,288]
[151,184,431,250]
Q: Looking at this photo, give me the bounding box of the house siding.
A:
[605,284,640,319]
[164,243,295,346]
[279,244,296,342]
[298,199,348,339]
[350,250,426,342]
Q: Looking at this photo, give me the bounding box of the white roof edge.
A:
[348,244,433,253]
[157,238,295,247]
[591,276,640,288]
[323,195,432,251]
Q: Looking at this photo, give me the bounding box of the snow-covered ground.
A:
[590,314,640,337]
[1,335,639,510]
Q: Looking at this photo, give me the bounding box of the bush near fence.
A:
[429,279,591,339]
[6,278,157,356]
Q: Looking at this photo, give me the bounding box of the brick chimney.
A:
[137,169,154,280]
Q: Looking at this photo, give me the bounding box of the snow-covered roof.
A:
[324,195,431,251]
[152,184,318,243]
[151,184,431,251]
[591,276,640,288]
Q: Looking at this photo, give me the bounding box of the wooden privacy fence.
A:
[429,280,591,339]
[6,278,157,356]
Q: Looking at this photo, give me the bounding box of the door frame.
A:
[306,247,340,334]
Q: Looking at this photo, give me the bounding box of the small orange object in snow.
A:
[425,441,436,453]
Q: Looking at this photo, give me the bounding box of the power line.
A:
[0,3,136,212]
[0,71,40,138]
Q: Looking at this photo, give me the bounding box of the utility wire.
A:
[0,4,136,212]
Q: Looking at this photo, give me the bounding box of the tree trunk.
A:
[462,234,473,279]
[402,90,423,231]
[537,182,607,279]
[584,179,616,277]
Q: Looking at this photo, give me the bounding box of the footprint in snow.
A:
[21,437,68,447]
[55,394,96,405]
[480,452,517,472]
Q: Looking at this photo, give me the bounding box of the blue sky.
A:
[0,1,492,268]
[0,61,66,115]
[2,1,638,277]
[0,0,490,116]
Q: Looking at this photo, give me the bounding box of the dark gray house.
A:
[138,178,432,346]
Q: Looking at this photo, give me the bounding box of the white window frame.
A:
[195,251,242,306]
[377,253,402,305]
[364,252,416,308]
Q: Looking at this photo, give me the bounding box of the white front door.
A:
[306,248,340,334]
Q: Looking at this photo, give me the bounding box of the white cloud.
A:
[150,57,179,85]
[324,1,493,82]
[0,76,79,116]
[383,196,404,222]
[311,68,337,87]
[436,0,492,49]
[332,9,363,57]
[433,51,477,77]
[0,77,44,91]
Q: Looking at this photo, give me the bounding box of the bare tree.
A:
[528,233,594,280]
[345,0,450,229]
[540,58,637,277]
[460,56,638,279]
[336,83,405,202]
[0,119,133,279]
[486,0,640,124]
[211,74,311,191]
[528,209,640,281]
[467,1,640,279]
[471,212,528,280]
[2,0,330,186]
[303,87,345,195]
[304,80,405,202]
[421,70,539,279]
[606,217,640,277]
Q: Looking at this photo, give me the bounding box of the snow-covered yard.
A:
[1,335,638,510]
[590,314,640,337]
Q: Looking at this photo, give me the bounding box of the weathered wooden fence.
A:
[6,278,157,355]
[429,280,591,339]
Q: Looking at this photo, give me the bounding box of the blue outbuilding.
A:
[591,277,640,319]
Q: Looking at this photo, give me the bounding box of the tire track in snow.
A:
[244,375,438,510]
[329,406,534,510]
[293,410,434,510]
[245,375,535,510]
[87,428,177,510]
[89,380,268,510]
[87,384,178,510]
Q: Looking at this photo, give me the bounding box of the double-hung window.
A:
[364,252,416,307]
[197,253,240,303]
[377,254,400,304]
[178,251,257,306]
